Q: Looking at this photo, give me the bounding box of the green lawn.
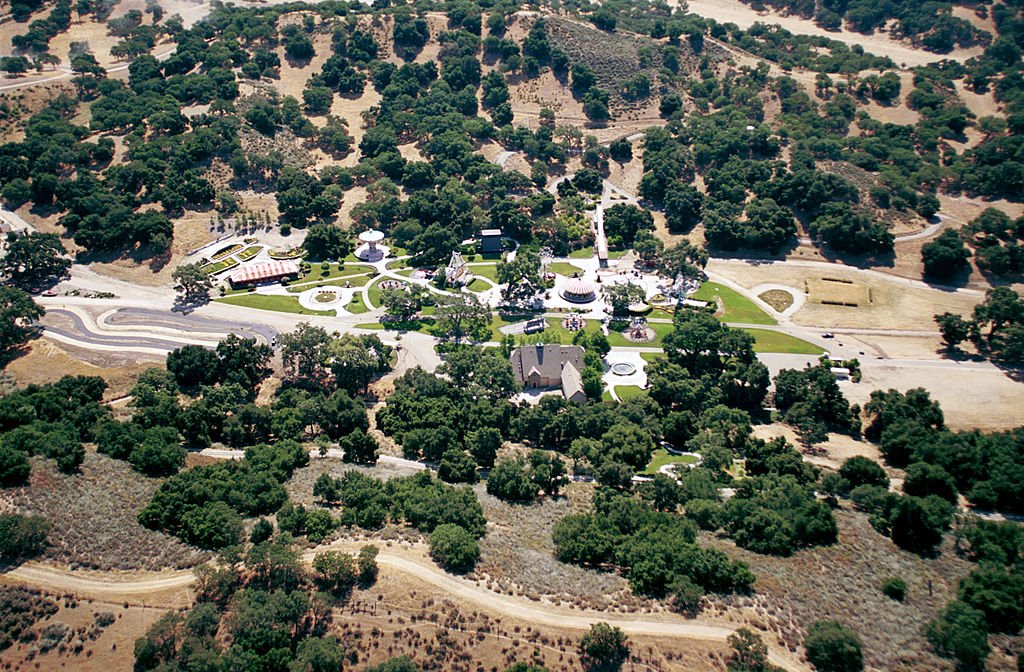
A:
[345,295,370,314]
[744,328,825,355]
[568,248,594,259]
[467,278,490,293]
[286,272,372,293]
[643,448,700,475]
[354,322,385,330]
[538,316,600,344]
[692,282,776,325]
[606,321,673,348]
[613,385,645,400]
[547,261,584,277]
[216,294,334,316]
[366,278,386,309]
[487,314,514,341]
[468,263,499,282]
[639,351,666,363]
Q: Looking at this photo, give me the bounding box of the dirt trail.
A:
[681,0,983,67]
[6,563,195,595]
[5,551,808,671]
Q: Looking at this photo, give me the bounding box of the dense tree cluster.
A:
[139,440,308,548]
[134,536,380,671]
[553,486,755,601]
[772,359,861,447]
[278,323,391,393]
[0,287,44,360]
[960,208,1024,279]
[486,451,568,503]
[0,375,107,479]
[0,233,70,290]
[863,386,1023,514]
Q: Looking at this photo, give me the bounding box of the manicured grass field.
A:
[354,322,385,330]
[692,282,776,325]
[540,317,600,344]
[744,328,825,355]
[468,263,499,281]
[487,314,514,341]
[467,278,490,292]
[286,272,372,293]
[547,261,584,277]
[639,351,666,363]
[613,385,645,400]
[216,294,333,316]
[345,295,370,314]
[366,278,385,308]
[643,448,699,475]
[568,248,595,259]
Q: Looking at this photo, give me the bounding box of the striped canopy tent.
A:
[228,260,300,286]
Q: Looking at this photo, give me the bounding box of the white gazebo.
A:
[354,229,389,262]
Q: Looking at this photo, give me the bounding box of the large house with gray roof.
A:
[510,344,587,404]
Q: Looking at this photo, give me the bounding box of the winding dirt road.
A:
[4,551,807,671]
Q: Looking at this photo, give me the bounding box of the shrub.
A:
[0,514,49,562]
[804,619,864,672]
[429,523,479,574]
[579,622,629,671]
[881,576,907,601]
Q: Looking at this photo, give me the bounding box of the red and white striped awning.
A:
[228,260,300,284]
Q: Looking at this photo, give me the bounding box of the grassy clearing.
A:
[487,314,514,341]
[639,351,666,363]
[345,295,370,314]
[547,261,584,277]
[744,328,825,355]
[613,385,645,400]
[468,263,499,281]
[366,278,385,308]
[568,247,596,259]
[467,277,490,292]
[286,272,372,293]
[643,448,699,475]
[217,293,334,316]
[354,322,385,330]
[692,282,776,325]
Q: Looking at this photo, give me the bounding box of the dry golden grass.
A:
[758,289,794,312]
[5,340,158,400]
[0,596,169,671]
[806,278,872,307]
[708,260,981,331]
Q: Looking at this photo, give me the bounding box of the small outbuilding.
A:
[228,260,300,288]
[480,228,503,254]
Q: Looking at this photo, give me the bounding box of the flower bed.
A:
[269,246,305,260]
[211,243,243,260]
